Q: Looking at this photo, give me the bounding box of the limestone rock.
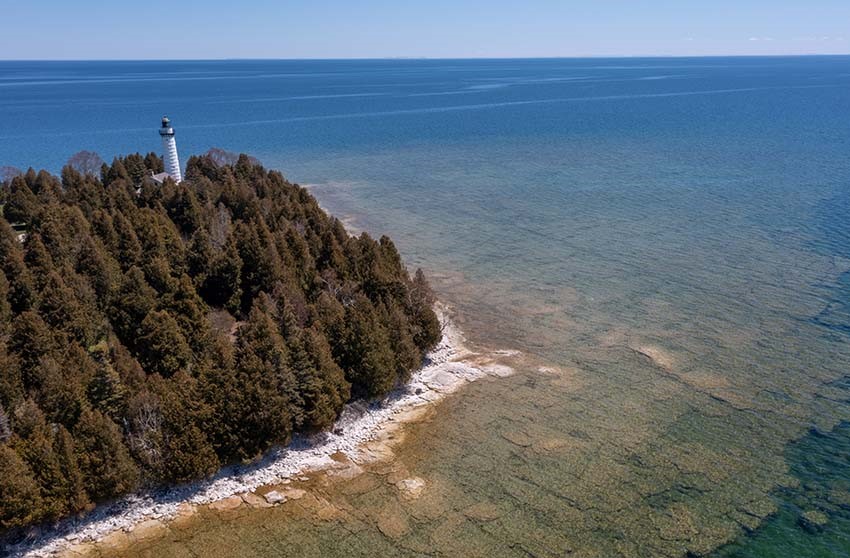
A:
[208,495,243,512]
[128,519,165,542]
[396,477,426,500]
[481,363,514,377]
[377,510,410,539]
[313,497,344,521]
[799,510,829,533]
[329,461,365,480]
[501,430,532,447]
[264,490,286,505]
[536,438,571,452]
[242,492,272,508]
[463,502,502,521]
[99,529,131,552]
[739,497,777,519]
[170,503,198,530]
[282,487,306,500]
[828,488,850,509]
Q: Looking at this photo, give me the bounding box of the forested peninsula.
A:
[0,153,441,536]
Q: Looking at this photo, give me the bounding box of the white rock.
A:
[264,491,286,505]
[396,477,426,499]
[482,364,514,377]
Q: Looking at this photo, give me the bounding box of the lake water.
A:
[2,57,850,557]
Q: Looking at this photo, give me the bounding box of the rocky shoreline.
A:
[6,306,515,558]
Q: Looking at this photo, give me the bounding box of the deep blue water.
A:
[3,57,850,556]
[3,58,850,177]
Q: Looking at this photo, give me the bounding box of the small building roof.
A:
[151,172,171,184]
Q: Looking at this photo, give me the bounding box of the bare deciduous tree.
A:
[126,397,163,470]
[67,150,105,176]
[0,404,10,443]
[0,166,22,184]
[205,147,259,168]
[210,202,232,249]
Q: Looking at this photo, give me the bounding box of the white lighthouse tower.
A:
[158,116,182,183]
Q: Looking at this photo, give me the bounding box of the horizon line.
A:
[2,53,850,63]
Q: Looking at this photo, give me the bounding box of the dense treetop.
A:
[0,152,441,535]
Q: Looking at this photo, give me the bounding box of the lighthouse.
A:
[158,116,182,183]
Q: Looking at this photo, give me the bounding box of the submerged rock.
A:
[463,502,502,521]
[208,495,243,512]
[396,477,426,500]
[828,488,850,509]
[241,492,271,508]
[377,510,410,539]
[128,519,165,542]
[799,509,829,533]
[170,503,198,530]
[481,363,514,377]
[500,430,533,447]
[282,487,306,500]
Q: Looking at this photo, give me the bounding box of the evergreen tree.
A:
[164,183,203,235]
[282,225,316,293]
[200,235,242,313]
[38,271,97,346]
[10,311,55,391]
[103,158,131,186]
[0,273,12,331]
[0,343,22,412]
[142,256,177,295]
[0,222,37,312]
[136,310,192,377]
[187,228,215,280]
[12,401,70,520]
[122,153,147,185]
[314,291,346,350]
[54,425,90,514]
[151,373,218,482]
[111,213,142,270]
[195,337,238,459]
[87,357,127,423]
[4,176,40,224]
[36,205,90,267]
[161,274,212,354]
[108,267,156,348]
[144,152,164,174]
[384,301,421,384]
[36,356,86,428]
[76,236,117,306]
[234,220,283,312]
[32,170,63,206]
[343,295,397,399]
[23,234,54,291]
[0,444,42,531]
[303,327,350,431]
[410,268,442,351]
[73,409,139,501]
[90,210,119,253]
[221,303,300,458]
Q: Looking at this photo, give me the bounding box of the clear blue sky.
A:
[2,0,849,59]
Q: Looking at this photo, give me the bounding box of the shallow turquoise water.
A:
[3,57,850,556]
